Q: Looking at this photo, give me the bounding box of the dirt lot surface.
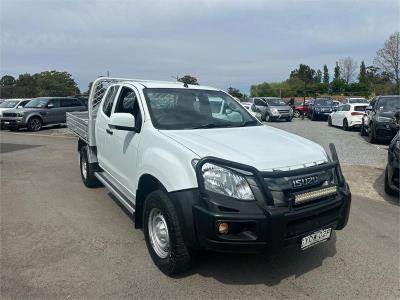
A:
[1,124,399,299]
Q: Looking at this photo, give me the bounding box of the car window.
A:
[254,98,266,106]
[354,105,368,112]
[343,105,350,111]
[48,99,60,108]
[102,85,119,117]
[60,98,81,107]
[144,88,257,130]
[376,97,400,111]
[20,100,30,107]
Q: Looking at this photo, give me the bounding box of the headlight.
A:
[376,116,392,122]
[271,108,279,114]
[315,107,321,111]
[201,163,255,200]
[289,107,293,113]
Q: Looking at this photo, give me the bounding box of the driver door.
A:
[104,85,143,194]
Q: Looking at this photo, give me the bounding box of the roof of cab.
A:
[119,79,220,91]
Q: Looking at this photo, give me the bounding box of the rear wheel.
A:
[144,190,193,275]
[80,147,101,188]
[360,122,367,136]
[265,113,271,122]
[343,119,349,131]
[328,116,332,126]
[27,117,42,131]
[294,110,301,118]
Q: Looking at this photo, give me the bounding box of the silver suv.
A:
[248,97,293,122]
[0,97,87,131]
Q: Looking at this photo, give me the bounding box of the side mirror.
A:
[17,106,23,109]
[225,108,233,114]
[109,113,136,131]
[47,103,54,108]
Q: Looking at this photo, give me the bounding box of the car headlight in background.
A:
[271,108,279,115]
[315,107,321,111]
[201,163,255,200]
[376,116,392,122]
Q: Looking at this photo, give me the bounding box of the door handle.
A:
[106,128,113,135]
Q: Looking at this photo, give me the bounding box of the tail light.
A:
[351,112,364,116]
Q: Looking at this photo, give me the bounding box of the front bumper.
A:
[171,144,351,253]
[375,122,398,140]
[0,117,25,127]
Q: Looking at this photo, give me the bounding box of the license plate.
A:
[301,228,331,250]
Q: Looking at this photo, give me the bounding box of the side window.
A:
[20,100,30,107]
[114,87,142,130]
[48,99,60,108]
[102,86,119,117]
[60,98,81,107]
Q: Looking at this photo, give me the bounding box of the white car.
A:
[328,103,369,130]
[66,77,351,275]
[241,101,261,119]
[342,97,369,105]
[0,98,31,117]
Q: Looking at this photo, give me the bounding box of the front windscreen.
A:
[377,97,400,110]
[314,99,333,106]
[265,98,286,106]
[0,100,19,108]
[143,88,259,130]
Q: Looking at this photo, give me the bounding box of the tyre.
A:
[368,123,377,143]
[144,190,194,275]
[27,117,42,131]
[343,119,349,131]
[293,110,301,118]
[80,147,102,188]
[360,122,367,136]
[311,113,316,121]
[265,114,271,122]
[286,117,292,122]
[384,166,398,196]
[328,116,332,127]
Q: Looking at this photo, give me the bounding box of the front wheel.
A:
[360,122,367,136]
[265,114,271,122]
[343,119,349,131]
[286,117,292,122]
[144,190,193,275]
[384,166,398,196]
[27,117,42,131]
[293,110,301,118]
[368,123,377,143]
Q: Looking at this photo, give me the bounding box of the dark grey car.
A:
[248,97,293,122]
[0,97,87,131]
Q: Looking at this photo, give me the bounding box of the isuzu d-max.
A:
[67,78,351,275]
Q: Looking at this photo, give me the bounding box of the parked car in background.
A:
[241,102,261,119]
[0,99,31,116]
[294,100,311,118]
[328,103,369,130]
[0,97,87,131]
[360,95,400,143]
[342,97,369,105]
[385,131,399,196]
[308,98,335,121]
[248,97,293,122]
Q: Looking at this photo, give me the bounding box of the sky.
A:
[1,0,399,93]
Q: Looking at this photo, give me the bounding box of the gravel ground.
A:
[266,118,388,168]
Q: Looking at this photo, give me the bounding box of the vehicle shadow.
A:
[1,124,67,133]
[189,233,337,285]
[372,170,399,206]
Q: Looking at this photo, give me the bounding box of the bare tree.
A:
[374,32,400,93]
[338,57,358,84]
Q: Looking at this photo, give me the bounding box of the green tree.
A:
[177,75,199,85]
[34,71,80,96]
[323,65,329,84]
[334,62,340,80]
[15,73,37,97]
[315,69,322,83]
[227,87,243,99]
[0,75,16,98]
[358,61,367,84]
[290,64,316,83]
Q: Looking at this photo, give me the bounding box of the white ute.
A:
[67,77,351,275]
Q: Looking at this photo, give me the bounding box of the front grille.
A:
[2,113,18,117]
[278,110,290,114]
